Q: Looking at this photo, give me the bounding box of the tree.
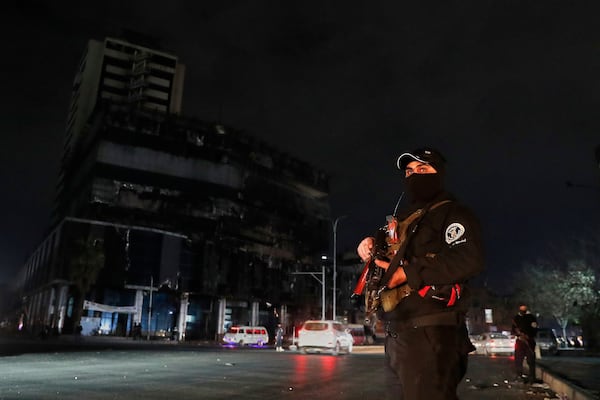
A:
[517,260,598,342]
[67,236,105,333]
[514,229,600,350]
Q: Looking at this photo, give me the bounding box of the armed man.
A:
[512,304,538,383]
[357,147,484,400]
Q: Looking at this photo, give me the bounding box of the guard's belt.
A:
[386,311,463,334]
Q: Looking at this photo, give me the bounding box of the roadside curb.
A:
[537,365,597,400]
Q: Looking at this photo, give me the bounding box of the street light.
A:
[292,266,326,320]
[332,215,347,321]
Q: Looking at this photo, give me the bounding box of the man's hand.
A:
[387,263,407,288]
[374,258,390,270]
[357,237,375,261]
[357,236,408,288]
[373,258,407,287]
[357,237,395,271]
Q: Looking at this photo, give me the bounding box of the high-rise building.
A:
[57,37,185,224]
[16,36,332,341]
[66,36,184,139]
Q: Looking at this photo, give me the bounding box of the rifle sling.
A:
[379,199,451,289]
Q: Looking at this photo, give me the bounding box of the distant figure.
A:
[511,304,538,383]
[74,324,83,341]
[39,323,50,340]
[132,322,142,340]
[275,324,284,352]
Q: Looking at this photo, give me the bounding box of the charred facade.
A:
[15,36,331,341]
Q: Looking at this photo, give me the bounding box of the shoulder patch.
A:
[445,223,466,244]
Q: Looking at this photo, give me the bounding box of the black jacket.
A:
[382,191,485,322]
[512,312,538,341]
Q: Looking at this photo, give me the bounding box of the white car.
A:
[297,320,353,355]
[472,332,515,356]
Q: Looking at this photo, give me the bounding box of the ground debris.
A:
[465,378,558,398]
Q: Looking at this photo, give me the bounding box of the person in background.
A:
[356,147,484,400]
[275,323,284,352]
[512,304,538,383]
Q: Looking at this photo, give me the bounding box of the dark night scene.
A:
[0,2,599,399]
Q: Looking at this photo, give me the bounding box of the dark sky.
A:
[2,1,600,293]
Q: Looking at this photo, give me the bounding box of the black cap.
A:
[396,147,446,172]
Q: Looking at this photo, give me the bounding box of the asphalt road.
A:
[0,340,561,400]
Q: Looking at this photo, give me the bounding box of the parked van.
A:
[222,326,269,346]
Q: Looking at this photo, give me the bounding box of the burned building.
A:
[15,36,331,341]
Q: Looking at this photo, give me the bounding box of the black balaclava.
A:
[405,173,444,204]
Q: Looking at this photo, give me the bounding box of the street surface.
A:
[0,338,569,400]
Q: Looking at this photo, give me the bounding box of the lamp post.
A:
[332,215,347,321]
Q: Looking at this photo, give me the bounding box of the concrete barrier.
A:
[537,365,596,400]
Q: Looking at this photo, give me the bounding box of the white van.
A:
[222,326,269,346]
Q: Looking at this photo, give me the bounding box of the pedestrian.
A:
[356,147,485,400]
[132,322,142,340]
[511,304,538,383]
[275,323,284,352]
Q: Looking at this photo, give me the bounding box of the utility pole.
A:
[147,275,154,340]
[332,215,347,321]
